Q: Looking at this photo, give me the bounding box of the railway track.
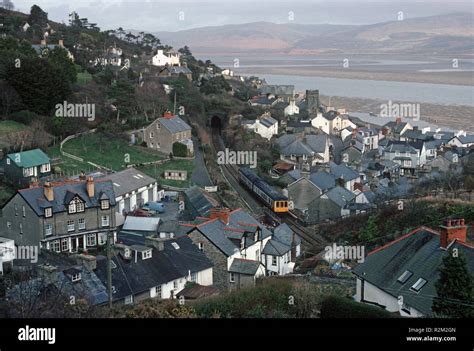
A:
[210,131,327,250]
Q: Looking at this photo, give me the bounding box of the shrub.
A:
[320,296,397,318]
[172,142,188,157]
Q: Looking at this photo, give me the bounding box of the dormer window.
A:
[45,207,53,218]
[142,249,152,260]
[69,197,85,214]
[100,199,110,210]
[71,273,81,282]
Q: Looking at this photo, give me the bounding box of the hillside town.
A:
[0,3,472,324]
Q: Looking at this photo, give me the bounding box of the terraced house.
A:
[0,177,117,252]
[1,148,51,187]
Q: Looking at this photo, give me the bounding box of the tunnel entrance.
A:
[210,115,222,133]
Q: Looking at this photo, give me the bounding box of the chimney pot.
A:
[440,217,467,248]
[209,207,231,225]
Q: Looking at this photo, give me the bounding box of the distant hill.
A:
[154,13,473,55]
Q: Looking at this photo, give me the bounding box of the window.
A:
[101,216,109,227]
[78,218,85,230]
[100,199,110,210]
[67,220,75,232]
[255,249,260,261]
[6,221,11,229]
[173,281,178,290]
[142,249,152,259]
[22,206,26,217]
[149,132,154,139]
[191,272,197,282]
[61,239,69,252]
[44,207,52,218]
[6,158,10,165]
[198,242,204,251]
[51,240,60,253]
[14,204,18,216]
[71,273,81,282]
[410,278,427,292]
[86,234,96,247]
[68,197,85,214]
[272,256,277,266]
[23,167,34,177]
[45,224,53,236]
[40,163,50,173]
[230,272,235,283]
[155,286,162,298]
[124,295,133,305]
[19,223,23,234]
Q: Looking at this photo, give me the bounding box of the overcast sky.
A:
[12,0,474,32]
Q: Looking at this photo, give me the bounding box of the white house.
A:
[152,49,180,67]
[242,114,278,140]
[448,134,474,148]
[353,218,473,317]
[312,111,356,135]
[221,68,234,76]
[284,99,300,117]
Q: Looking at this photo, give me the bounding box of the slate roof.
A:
[310,171,336,191]
[260,85,295,96]
[184,186,217,217]
[157,116,191,134]
[273,223,302,246]
[277,133,327,156]
[194,208,272,256]
[6,148,50,168]
[383,121,410,134]
[260,116,278,128]
[102,167,156,198]
[288,177,322,210]
[353,227,474,316]
[325,186,356,208]
[165,66,192,75]
[458,135,474,145]
[17,180,116,217]
[228,258,261,275]
[384,141,418,154]
[95,236,213,301]
[329,162,359,181]
[123,216,160,232]
[262,239,290,256]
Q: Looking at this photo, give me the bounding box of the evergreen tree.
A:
[28,5,48,29]
[432,251,474,318]
[359,214,378,243]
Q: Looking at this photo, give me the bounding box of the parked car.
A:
[142,202,165,214]
[130,208,151,217]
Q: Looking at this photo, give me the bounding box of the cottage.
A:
[95,235,213,304]
[1,148,51,187]
[311,111,356,135]
[276,133,330,170]
[31,39,74,61]
[242,114,278,140]
[152,49,181,67]
[353,218,473,317]
[144,112,192,155]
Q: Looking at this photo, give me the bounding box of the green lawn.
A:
[48,132,166,174]
[137,159,195,188]
[76,71,93,85]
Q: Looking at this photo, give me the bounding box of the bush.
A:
[320,296,397,318]
[10,110,40,125]
[172,141,188,157]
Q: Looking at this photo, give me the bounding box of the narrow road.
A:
[191,137,213,187]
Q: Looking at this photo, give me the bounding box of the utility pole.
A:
[106,230,113,308]
[173,90,177,115]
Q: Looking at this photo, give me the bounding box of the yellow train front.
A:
[239,167,289,213]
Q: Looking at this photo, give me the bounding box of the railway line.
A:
[210,131,327,250]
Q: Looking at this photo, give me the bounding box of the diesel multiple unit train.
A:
[239,167,289,213]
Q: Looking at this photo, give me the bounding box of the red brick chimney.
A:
[209,207,231,225]
[439,218,467,249]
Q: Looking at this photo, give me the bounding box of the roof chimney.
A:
[37,263,58,284]
[145,236,166,251]
[58,39,64,47]
[74,253,97,271]
[396,117,402,125]
[40,39,46,45]
[209,207,231,225]
[86,176,94,198]
[44,182,54,201]
[439,218,467,249]
[163,111,174,119]
[79,171,86,181]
